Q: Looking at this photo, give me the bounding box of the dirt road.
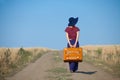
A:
[6,51,120,80]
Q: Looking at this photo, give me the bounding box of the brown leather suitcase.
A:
[63,47,83,62]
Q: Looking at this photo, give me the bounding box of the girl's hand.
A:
[69,44,73,48]
[73,44,76,48]
[70,44,76,48]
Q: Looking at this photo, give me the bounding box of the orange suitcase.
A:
[63,47,83,62]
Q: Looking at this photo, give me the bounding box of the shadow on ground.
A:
[75,71,97,75]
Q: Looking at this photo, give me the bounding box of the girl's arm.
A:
[66,32,72,47]
[73,31,79,47]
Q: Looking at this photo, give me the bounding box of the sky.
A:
[0,0,120,49]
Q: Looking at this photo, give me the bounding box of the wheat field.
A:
[82,45,120,65]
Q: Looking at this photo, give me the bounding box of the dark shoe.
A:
[73,70,77,72]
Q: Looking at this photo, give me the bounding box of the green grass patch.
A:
[52,51,62,62]
[48,67,68,74]
[47,67,72,80]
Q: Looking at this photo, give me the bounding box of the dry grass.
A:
[82,45,120,65]
[82,45,120,77]
[0,47,51,80]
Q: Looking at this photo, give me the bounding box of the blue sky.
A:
[0,0,120,49]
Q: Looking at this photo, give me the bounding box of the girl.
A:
[65,17,80,72]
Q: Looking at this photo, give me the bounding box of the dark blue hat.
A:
[68,17,78,26]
